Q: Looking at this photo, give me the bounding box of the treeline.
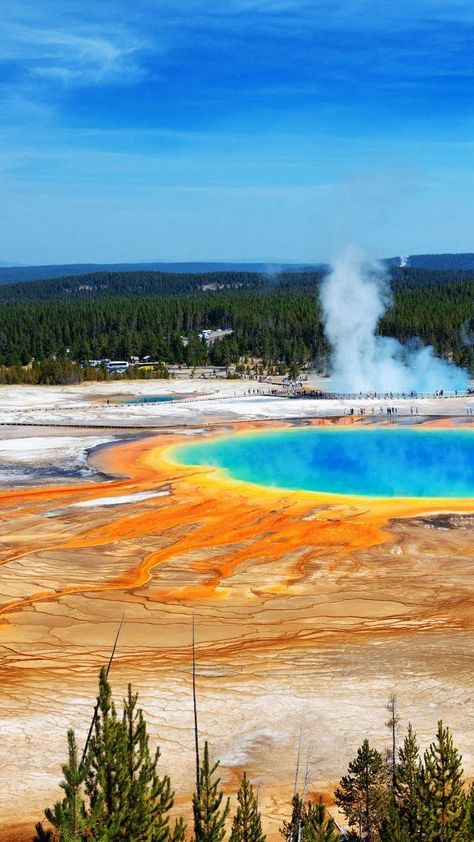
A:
[0,359,169,386]
[0,270,285,304]
[381,270,474,365]
[35,673,474,841]
[0,288,325,371]
[0,265,472,306]
[0,269,472,375]
[0,265,472,305]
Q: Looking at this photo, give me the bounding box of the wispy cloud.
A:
[26,29,147,85]
[2,0,474,262]
[2,23,149,86]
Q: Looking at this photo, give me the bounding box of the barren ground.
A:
[0,380,473,839]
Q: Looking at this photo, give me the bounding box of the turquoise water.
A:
[173,428,474,498]
[129,395,178,404]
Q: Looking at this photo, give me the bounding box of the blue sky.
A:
[2,0,474,263]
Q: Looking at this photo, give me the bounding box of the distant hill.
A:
[0,268,325,304]
[0,263,472,307]
[385,253,474,270]
[2,253,474,285]
[0,261,320,286]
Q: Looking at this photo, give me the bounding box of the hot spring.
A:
[173,427,474,498]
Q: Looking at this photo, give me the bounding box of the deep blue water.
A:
[173,428,474,498]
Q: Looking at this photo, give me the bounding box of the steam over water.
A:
[320,251,468,393]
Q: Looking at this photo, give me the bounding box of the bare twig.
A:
[192,614,200,797]
[80,614,125,768]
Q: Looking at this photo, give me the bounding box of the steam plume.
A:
[320,249,468,393]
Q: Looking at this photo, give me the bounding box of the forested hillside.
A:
[0,269,317,303]
[0,262,320,286]
[0,268,472,376]
[2,251,474,286]
[0,265,473,305]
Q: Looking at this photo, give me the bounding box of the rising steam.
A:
[320,250,468,393]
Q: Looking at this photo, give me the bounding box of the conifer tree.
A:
[464,782,474,839]
[280,794,304,842]
[85,671,184,841]
[395,724,421,837]
[304,799,339,842]
[379,804,410,842]
[33,824,53,842]
[193,741,230,842]
[335,739,388,842]
[39,672,185,841]
[35,669,181,842]
[86,667,128,837]
[34,730,89,842]
[281,797,338,842]
[230,773,265,842]
[418,720,466,842]
[385,698,399,796]
[120,683,184,841]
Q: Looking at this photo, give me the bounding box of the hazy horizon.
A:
[0,252,466,270]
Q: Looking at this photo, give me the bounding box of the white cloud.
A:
[1,8,150,87]
[27,28,147,85]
